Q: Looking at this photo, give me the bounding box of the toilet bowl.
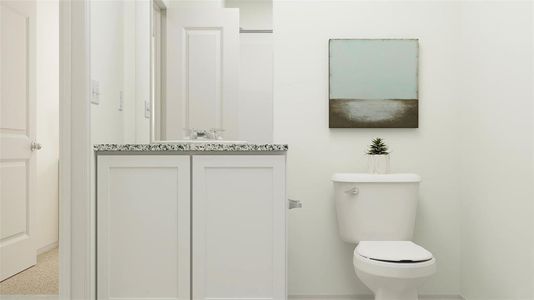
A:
[353,241,436,300]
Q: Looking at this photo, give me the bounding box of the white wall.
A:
[225,0,272,30]
[273,1,462,296]
[458,2,534,299]
[35,0,59,253]
[274,1,534,298]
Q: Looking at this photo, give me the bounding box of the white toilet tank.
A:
[332,173,421,244]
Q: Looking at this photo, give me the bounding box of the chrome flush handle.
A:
[31,141,42,151]
[344,187,359,195]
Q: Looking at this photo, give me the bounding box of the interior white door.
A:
[0,0,37,281]
[97,155,191,300]
[192,155,286,300]
[164,8,239,140]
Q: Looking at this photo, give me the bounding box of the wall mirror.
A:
[151,0,273,143]
[91,1,152,144]
[90,0,273,145]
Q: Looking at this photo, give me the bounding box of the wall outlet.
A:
[91,80,100,104]
[118,91,124,111]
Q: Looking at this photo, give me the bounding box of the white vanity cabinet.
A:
[96,155,191,300]
[192,156,286,300]
[96,152,287,300]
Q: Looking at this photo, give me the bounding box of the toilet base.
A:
[353,250,436,300]
[374,288,418,300]
[356,270,424,300]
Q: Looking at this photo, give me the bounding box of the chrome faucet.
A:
[184,128,224,140]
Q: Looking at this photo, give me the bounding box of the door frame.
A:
[59,0,93,299]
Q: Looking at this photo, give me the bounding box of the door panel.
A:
[164,9,239,140]
[192,155,286,300]
[0,162,28,240]
[1,4,28,132]
[0,0,36,281]
[97,155,190,300]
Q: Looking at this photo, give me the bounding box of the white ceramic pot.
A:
[367,154,390,174]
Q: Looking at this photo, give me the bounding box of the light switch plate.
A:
[91,80,100,104]
[118,91,124,111]
[145,100,151,119]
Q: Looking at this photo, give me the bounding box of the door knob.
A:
[31,141,42,151]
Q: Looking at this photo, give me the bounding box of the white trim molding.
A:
[59,1,71,299]
[37,241,59,256]
[59,0,92,299]
[289,296,373,300]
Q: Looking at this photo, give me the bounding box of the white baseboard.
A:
[421,296,465,300]
[36,241,59,255]
[289,295,464,300]
[289,296,372,300]
[0,294,462,300]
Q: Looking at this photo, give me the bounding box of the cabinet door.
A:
[192,155,286,300]
[97,155,190,300]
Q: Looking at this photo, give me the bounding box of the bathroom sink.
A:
[156,140,248,144]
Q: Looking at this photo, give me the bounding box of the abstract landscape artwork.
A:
[329,39,419,128]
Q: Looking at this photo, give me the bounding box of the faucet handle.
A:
[184,128,198,139]
[209,128,225,140]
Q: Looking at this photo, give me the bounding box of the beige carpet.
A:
[0,248,59,295]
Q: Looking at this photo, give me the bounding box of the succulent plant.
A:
[367,138,389,155]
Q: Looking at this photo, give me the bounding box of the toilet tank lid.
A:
[332,173,421,183]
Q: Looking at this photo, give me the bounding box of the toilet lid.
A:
[356,241,433,263]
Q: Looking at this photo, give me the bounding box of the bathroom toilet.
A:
[332,173,436,300]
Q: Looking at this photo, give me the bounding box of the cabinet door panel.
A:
[97,155,190,300]
[192,155,286,300]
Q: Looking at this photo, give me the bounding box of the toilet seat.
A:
[356,241,433,263]
[353,241,436,279]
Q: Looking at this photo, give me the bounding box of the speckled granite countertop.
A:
[94,143,288,153]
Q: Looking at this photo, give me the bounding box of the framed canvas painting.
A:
[329,39,419,128]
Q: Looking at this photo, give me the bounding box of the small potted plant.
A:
[367,138,390,174]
